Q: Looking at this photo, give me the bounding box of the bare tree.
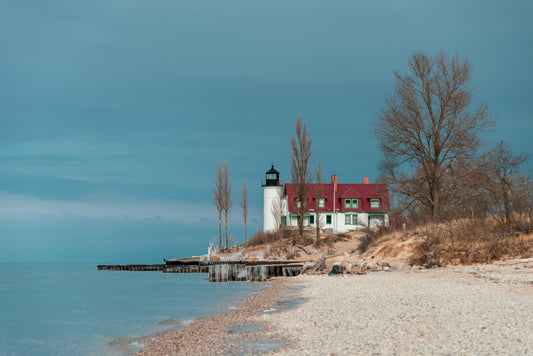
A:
[439,158,490,221]
[514,174,533,232]
[314,159,324,247]
[290,116,313,236]
[271,181,285,241]
[212,161,224,249]
[240,178,248,244]
[221,161,233,249]
[483,141,530,233]
[374,52,494,221]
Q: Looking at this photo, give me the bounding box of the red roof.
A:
[284,182,390,213]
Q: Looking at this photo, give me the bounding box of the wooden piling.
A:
[163,266,209,273]
[97,264,165,271]
[246,265,268,282]
[283,266,301,277]
[98,261,302,282]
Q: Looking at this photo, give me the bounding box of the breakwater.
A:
[209,264,301,282]
[97,260,302,282]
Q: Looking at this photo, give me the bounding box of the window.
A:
[345,214,357,225]
[266,173,276,180]
[296,198,301,208]
[344,199,358,209]
[371,199,380,208]
[290,215,299,226]
[326,215,332,224]
[318,198,325,208]
[308,215,315,225]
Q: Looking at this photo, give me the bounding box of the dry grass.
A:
[229,216,532,267]
[244,230,280,247]
[362,217,533,267]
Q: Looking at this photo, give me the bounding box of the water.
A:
[0,263,262,355]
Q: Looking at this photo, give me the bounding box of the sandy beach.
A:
[137,260,533,355]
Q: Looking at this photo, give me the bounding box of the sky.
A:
[1,0,532,263]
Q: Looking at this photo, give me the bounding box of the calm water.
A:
[0,263,262,355]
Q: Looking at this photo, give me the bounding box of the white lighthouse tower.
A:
[263,165,283,231]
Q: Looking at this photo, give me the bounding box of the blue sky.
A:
[1,0,532,263]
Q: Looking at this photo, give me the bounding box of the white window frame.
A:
[318,198,325,208]
[345,214,357,225]
[370,199,380,209]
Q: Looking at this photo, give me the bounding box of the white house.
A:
[263,166,390,233]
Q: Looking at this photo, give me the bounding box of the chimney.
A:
[363,177,369,184]
[331,174,338,192]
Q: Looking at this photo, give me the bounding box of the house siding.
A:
[282,182,390,232]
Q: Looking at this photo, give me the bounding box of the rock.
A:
[355,259,366,266]
[329,262,343,276]
[303,261,319,272]
[365,262,379,271]
[378,261,390,268]
[341,261,354,274]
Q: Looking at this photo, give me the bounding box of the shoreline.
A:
[262,262,533,355]
[135,278,300,355]
[135,260,532,355]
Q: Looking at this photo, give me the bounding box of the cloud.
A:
[0,191,215,223]
[57,176,101,182]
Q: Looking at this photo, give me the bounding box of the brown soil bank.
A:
[218,220,532,270]
[360,220,533,267]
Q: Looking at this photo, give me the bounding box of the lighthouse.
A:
[262,165,283,231]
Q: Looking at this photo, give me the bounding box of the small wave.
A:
[182,319,195,327]
[108,337,144,355]
[158,318,183,326]
[108,337,132,346]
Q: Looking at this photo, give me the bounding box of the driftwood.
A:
[295,244,311,255]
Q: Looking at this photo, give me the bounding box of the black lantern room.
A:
[263,165,281,187]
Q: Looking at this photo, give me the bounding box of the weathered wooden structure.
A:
[97,264,164,271]
[98,259,302,282]
[163,265,209,273]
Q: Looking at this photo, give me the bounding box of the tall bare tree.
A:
[290,116,313,236]
[483,141,530,233]
[314,159,324,246]
[221,161,233,249]
[271,177,285,241]
[212,161,224,249]
[374,51,494,221]
[513,174,533,232]
[240,178,248,244]
[439,158,489,221]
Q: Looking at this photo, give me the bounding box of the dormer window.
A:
[318,198,325,208]
[344,199,358,209]
[296,198,301,208]
[371,199,380,208]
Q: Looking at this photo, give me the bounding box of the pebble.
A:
[262,263,533,355]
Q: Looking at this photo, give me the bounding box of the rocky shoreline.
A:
[135,278,299,355]
[262,260,533,355]
[135,259,532,355]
